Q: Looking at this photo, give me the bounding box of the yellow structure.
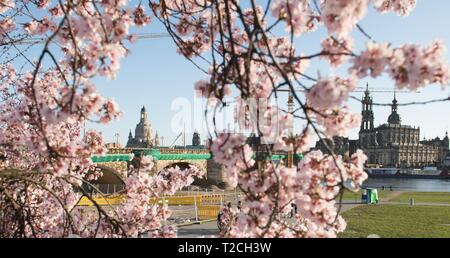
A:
[76,193,224,220]
[198,205,221,219]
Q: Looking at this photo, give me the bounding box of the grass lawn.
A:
[340,204,450,238]
[390,192,450,204]
[340,189,391,201]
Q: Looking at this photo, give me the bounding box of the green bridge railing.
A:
[91,148,303,163]
[91,154,133,163]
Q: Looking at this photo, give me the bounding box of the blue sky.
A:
[88,1,450,146]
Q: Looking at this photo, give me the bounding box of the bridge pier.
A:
[206,159,233,190]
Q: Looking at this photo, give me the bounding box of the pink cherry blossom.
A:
[271,0,318,36]
[388,41,450,91]
[350,41,393,78]
[321,36,354,67]
[321,0,370,37]
[351,40,450,90]
[0,0,14,14]
[314,107,362,137]
[373,0,417,16]
[307,76,357,110]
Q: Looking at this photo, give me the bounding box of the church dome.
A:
[388,95,401,124]
[388,113,401,124]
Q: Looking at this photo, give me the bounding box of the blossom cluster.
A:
[350,40,450,90]
[307,76,358,110]
[270,0,318,36]
[314,107,362,137]
[115,156,204,237]
[216,137,368,238]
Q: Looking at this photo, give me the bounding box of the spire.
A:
[392,91,398,106]
[444,131,449,150]
[388,92,401,124]
[364,82,371,100]
[128,130,132,138]
[154,131,160,146]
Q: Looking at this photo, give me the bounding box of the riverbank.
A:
[362,177,450,192]
[339,191,450,238]
[368,174,450,179]
[340,204,450,238]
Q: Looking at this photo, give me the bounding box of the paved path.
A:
[177,221,219,238]
[379,201,450,206]
[382,191,403,201]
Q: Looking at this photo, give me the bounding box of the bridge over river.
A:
[89,147,302,193]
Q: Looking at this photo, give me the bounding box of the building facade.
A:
[314,87,449,168]
[358,88,448,168]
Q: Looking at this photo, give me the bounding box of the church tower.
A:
[359,84,375,148]
[360,84,374,131]
[444,131,449,151]
[134,106,152,144]
[126,106,154,148]
[192,130,201,146]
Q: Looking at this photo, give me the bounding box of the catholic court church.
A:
[316,87,449,168]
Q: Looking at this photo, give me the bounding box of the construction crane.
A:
[169,131,186,149]
[1,33,171,45]
[169,132,182,148]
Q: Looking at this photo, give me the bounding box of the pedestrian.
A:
[237,201,242,211]
[290,203,297,218]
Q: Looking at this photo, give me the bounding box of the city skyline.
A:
[87,0,450,146]
[102,89,449,148]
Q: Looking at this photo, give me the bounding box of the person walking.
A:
[290,203,297,218]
